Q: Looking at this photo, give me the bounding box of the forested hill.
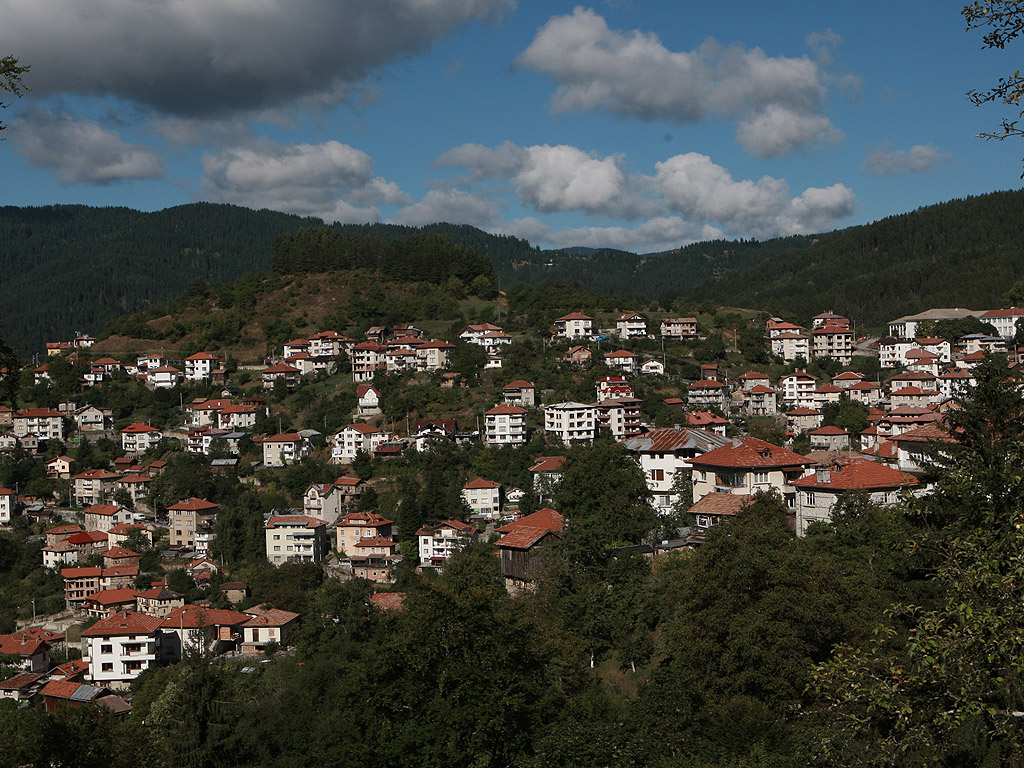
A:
[4,189,1024,352]
[0,204,322,354]
[678,189,1024,327]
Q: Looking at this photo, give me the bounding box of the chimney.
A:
[816,467,831,484]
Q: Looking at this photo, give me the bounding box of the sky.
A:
[0,1,1022,254]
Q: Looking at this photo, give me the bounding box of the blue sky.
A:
[0,1,1021,253]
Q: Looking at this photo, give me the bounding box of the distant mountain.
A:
[3,189,1024,353]
[0,203,322,354]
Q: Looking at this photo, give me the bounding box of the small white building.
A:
[615,313,647,339]
[82,610,168,689]
[417,520,479,570]
[262,433,310,467]
[553,312,594,339]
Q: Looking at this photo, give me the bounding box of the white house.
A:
[544,402,597,445]
[620,427,732,512]
[183,352,219,381]
[356,385,382,416]
[265,515,329,564]
[82,610,168,688]
[262,433,310,467]
[615,313,647,339]
[417,520,479,570]
[660,317,697,339]
[462,479,502,518]
[332,423,391,463]
[484,404,527,446]
[553,312,594,339]
[0,487,14,525]
[120,423,162,454]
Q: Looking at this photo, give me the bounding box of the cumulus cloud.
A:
[12,108,163,185]
[201,139,407,223]
[654,152,854,237]
[863,143,952,177]
[545,217,726,252]
[736,105,843,158]
[393,188,502,228]
[437,141,657,218]
[0,0,512,118]
[517,7,843,157]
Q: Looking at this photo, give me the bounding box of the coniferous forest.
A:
[3,189,1024,354]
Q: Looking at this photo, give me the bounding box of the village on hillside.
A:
[0,297,1019,715]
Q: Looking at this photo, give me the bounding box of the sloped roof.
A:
[793,458,919,490]
[82,610,165,637]
[620,426,731,454]
[690,437,811,469]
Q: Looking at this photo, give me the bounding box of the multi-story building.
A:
[336,511,394,556]
[615,313,647,339]
[120,423,162,455]
[167,498,219,551]
[416,520,478,570]
[689,437,813,510]
[12,408,65,441]
[620,426,732,512]
[73,469,121,507]
[265,515,329,564]
[331,423,391,463]
[544,402,597,445]
[597,397,644,440]
[82,610,168,688]
[462,479,502,517]
[553,312,594,339]
[687,379,729,411]
[483,404,527,446]
[811,324,854,366]
[183,352,220,381]
[660,317,698,339]
[262,433,310,467]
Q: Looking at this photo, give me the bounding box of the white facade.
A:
[544,402,597,444]
[484,405,527,446]
[265,515,329,564]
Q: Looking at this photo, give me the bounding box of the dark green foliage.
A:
[0,203,320,353]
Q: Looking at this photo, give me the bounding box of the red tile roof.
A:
[82,610,165,637]
[793,458,919,490]
[688,493,752,517]
[690,437,812,469]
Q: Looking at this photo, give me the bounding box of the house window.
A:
[101,644,112,654]
[101,663,113,672]
[805,492,815,506]
[753,471,769,484]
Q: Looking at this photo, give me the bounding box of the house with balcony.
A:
[356,385,382,416]
[417,520,479,571]
[544,402,597,445]
[771,332,811,363]
[620,426,732,512]
[167,497,219,551]
[82,610,169,688]
[462,479,502,518]
[597,397,644,440]
[615,313,647,339]
[604,349,639,374]
[12,408,65,442]
[793,459,920,535]
[302,482,345,523]
[147,365,182,389]
[687,379,729,411]
[503,380,536,408]
[331,423,391,463]
[239,608,300,655]
[689,437,813,510]
[660,317,698,339]
[83,503,133,533]
[183,352,219,381]
[120,423,162,455]
[265,515,329,564]
[262,433,310,467]
[553,312,594,339]
[484,404,527,446]
[336,511,394,556]
[262,362,302,390]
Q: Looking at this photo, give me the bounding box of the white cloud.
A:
[0,0,513,118]
[864,143,952,177]
[517,7,843,156]
[392,188,501,228]
[13,108,163,185]
[736,105,843,158]
[201,139,406,223]
[654,152,854,237]
[436,141,657,218]
[544,217,725,252]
